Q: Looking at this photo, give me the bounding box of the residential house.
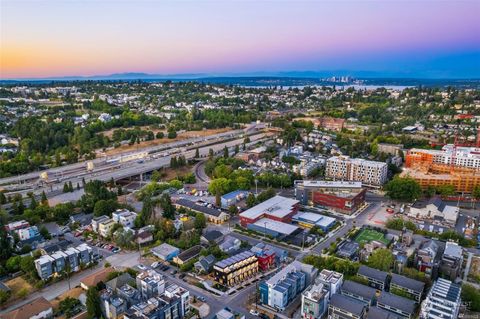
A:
[415,240,439,278]
[173,245,203,266]
[194,255,216,274]
[2,297,53,319]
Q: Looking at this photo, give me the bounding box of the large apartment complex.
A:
[403,145,480,192]
[325,156,388,186]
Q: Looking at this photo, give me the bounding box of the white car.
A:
[151,262,160,269]
[249,310,259,316]
[137,264,147,270]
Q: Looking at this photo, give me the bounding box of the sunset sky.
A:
[1,0,479,79]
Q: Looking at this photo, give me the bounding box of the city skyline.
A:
[1,0,480,79]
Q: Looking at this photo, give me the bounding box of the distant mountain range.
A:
[1,72,480,88]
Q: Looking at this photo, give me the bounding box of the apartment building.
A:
[112,209,138,228]
[34,243,92,280]
[390,274,425,302]
[213,251,258,287]
[420,278,461,319]
[260,261,316,311]
[136,270,166,300]
[340,280,376,306]
[377,292,416,319]
[328,293,367,319]
[98,218,116,238]
[326,156,388,186]
[301,282,329,319]
[439,242,463,281]
[357,265,389,291]
[301,270,343,319]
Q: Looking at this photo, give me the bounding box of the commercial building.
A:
[439,242,463,281]
[112,209,138,228]
[295,180,366,214]
[340,280,376,306]
[293,212,337,231]
[408,197,459,227]
[328,293,367,319]
[376,292,416,319]
[151,243,180,261]
[260,261,312,311]
[325,156,388,187]
[239,195,300,227]
[357,266,388,291]
[220,190,250,209]
[420,278,461,319]
[34,243,93,280]
[175,198,229,224]
[213,251,258,286]
[390,274,425,302]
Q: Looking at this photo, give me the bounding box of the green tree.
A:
[223,146,229,158]
[159,194,175,219]
[86,287,102,319]
[151,170,161,182]
[462,284,480,312]
[194,213,206,229]
[384,177,422,202]
[228,205,239,216]
[246,193,256,208]
[368,248,394,272]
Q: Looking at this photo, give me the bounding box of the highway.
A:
[0,125,271,199]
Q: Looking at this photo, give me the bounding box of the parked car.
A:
[137,264,147,270]
[151,262,160,269]
[250,310,259,316]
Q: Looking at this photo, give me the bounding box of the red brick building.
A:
[239,195,300,227]
[295,180,366,214]
[257,250,276,271]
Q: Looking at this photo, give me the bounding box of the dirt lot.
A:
[99,127,231,156]
[50,287,84,310]
[468,256,480,283]
[4,276,35,298]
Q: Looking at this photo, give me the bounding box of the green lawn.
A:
[355,228,390,245]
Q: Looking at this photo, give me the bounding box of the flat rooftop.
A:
[297,180,363,189]
[240,195,299,220]
[252,218,299,236]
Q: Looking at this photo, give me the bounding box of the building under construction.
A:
[402,144,480,193]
